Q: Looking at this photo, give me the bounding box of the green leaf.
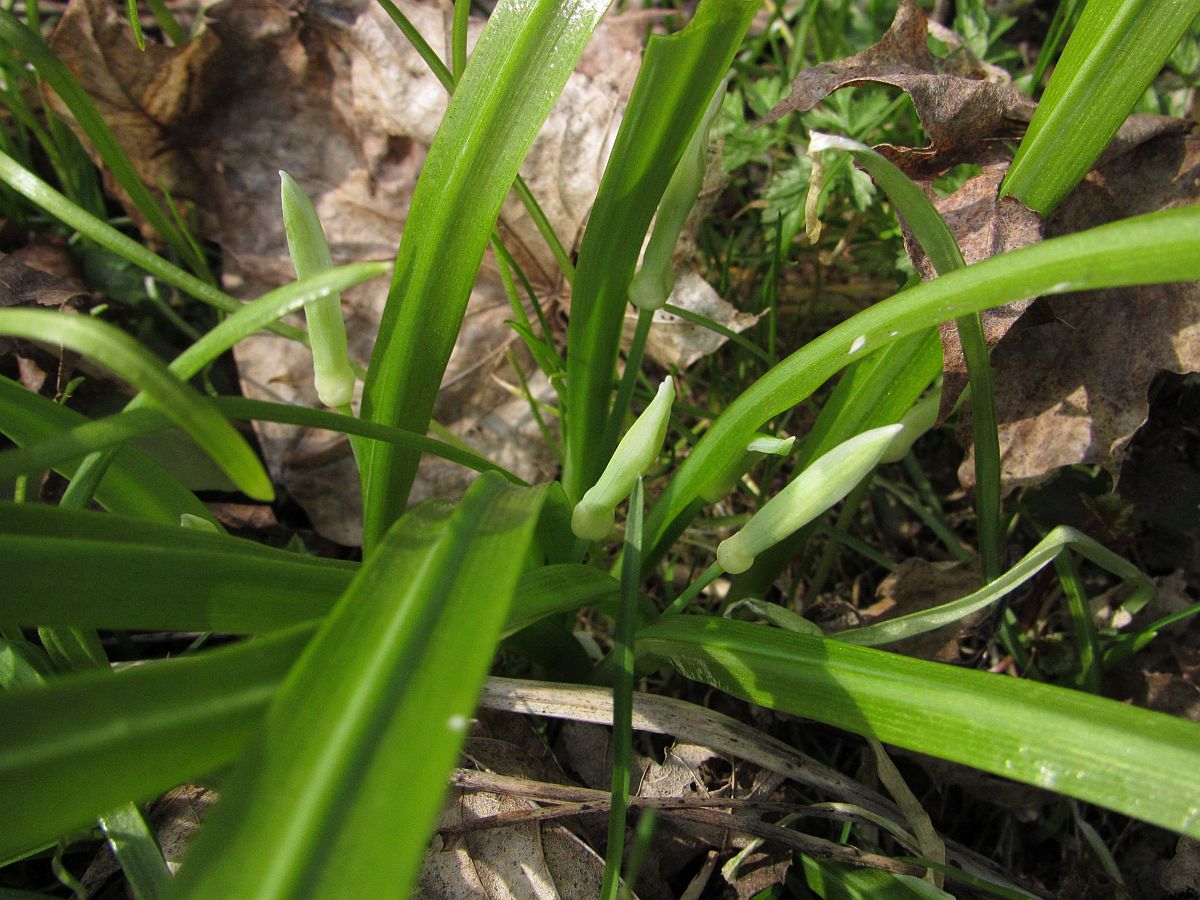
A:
[645,205,1200,564]
[360,0,608,546]
[1001,0,1200,215]
[0,309,272,501]
[637,616,1200,838]
[563,0,758,500]
[0,502,354,633]
[0,624,314,859]
[0,375,212,525]
[172,475,548,899]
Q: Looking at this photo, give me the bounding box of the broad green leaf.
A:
[0,503,354,633]
[637,616,1200,838]
[0,623,315,859]
[0,10,208,277]
[1001,0,1200,215]
[172,475,548,899]
[0,309,271,500]
[563,0,758,501]
[360,0,608,546]
[645,205,1200,564]
[0,375,212,525]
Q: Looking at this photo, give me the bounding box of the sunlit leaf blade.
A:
[644,205,1200,564]
[563,0,758,501]
[0,624,314,859]
[1001,0,1200,215]
[0,375,212,525]
[173,475,548,899]
[360,0,608,546]
[0,309,272,500]
[0,503,354,634]
[0,499,586,859]
[637,616,1200,838]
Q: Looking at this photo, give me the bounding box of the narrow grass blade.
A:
[1001,0,1200,215]
[645,205,1200,564]
[0,149,306,342]
[0,376,213,525]
[98,803,172,900]
[834,526,1151,647]
[637,616,1200,838]
[360,0,608,546]
[172,476,548,899]
[563,0,758,500]
[0,309,272,500]
[0,9,209,277]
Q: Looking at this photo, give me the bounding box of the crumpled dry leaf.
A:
[764,0,1035,165]
[859,557,984,661]
[1162,836,1200,895]
[959,132,1200,490]
[48,0,646,544]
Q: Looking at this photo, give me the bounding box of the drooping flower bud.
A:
[716,424,902,574]
[280,171,356,409]
[572,377,675,540]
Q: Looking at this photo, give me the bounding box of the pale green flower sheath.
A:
[572,376,675,540]
[716,423,903,574]
[280,170,356,409]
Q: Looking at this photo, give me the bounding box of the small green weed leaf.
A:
[646,205,1200,564]
[1002,0,1200,214]
[172,475,548,899]
[360,0,608,545]
[0,309,272,500]
[801,855,955,899]
[0,376,213,525]
[563,0,758,500]
[637,616,1200,839]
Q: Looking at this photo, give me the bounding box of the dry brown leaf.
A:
[896,160,1043,418]
[959,132,1200,490]
[624,272,762,370]
[764,0,1034,164]
[49,0,645,543]
[419,712,610,900]
[860,557,984,661]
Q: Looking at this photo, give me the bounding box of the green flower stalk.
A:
[628,85,726,312]
[716,424,903,574]
[572,377,675,540]
[280,171,356,410]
